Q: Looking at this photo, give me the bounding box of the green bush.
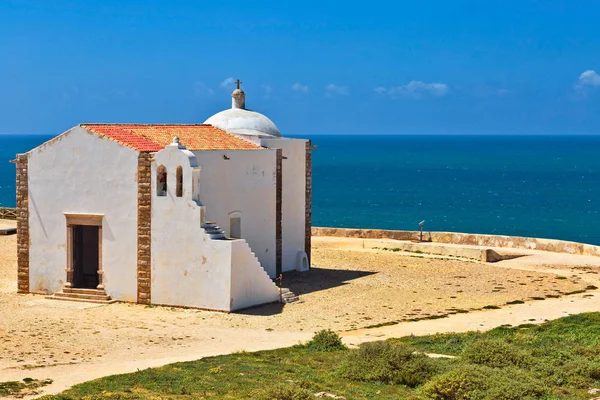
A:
[395,355,440,388]
[482,368,549,400]
[420,365,486,400]
[421,365,548,400]
[536,357,600,388]
[254,385,314,400]
[304,329,346,352]
[338,341,439,387]
[462,340,530,368]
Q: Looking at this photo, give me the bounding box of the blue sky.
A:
[1,0,599,135]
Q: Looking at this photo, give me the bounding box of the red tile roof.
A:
[81,124,262,152]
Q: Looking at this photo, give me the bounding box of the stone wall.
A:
[305,141,312,263]
[137,152,152,304]
[275,149,282,276]
[312,227,600,257]
[16,154,29,294]
[260,137,308,274]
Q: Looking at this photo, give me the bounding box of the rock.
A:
[314,392,345,399]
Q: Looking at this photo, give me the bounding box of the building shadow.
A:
[283,267,376,295]
[235,267,377,316]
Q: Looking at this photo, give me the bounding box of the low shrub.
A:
[420,365,486,399]
[304,329,346,352]
[421,365,548,400]
[481,369,549,400]
[338,341,439,387]
[254,385,314,400]
[536,357,600,388]
[462,340,530,368]
[395,355,440,388]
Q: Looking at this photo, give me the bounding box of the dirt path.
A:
[2,328,311,398]
[343,290,600,344]
[2,232,600,398]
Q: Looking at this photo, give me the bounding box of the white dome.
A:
[204,108,281,138]
[204,84,281,138]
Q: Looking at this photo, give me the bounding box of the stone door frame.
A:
[64,213,104,290]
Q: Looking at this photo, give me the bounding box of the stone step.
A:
[52,291,112,301]
[202,223,220,229]
[62,287,106,296]
[282,296,299,304]
[202,223,226,240]
[46,295,117,305]
[279,288,299,304]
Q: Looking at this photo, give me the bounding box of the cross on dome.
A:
[231,80,246,109]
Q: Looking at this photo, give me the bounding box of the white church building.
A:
[15,83,312,311]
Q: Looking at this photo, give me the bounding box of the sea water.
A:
[1,134,599,245]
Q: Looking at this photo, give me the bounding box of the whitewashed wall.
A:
[27,127,139,300]
[151,144,278,310]
[261,138,308,272]
[230,239,279,310]
[192,149,278,278]
[151,144,230,310]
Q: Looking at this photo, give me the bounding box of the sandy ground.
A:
[2,227,600,397]
[0,220,16,230]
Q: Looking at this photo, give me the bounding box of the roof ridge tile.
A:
[80,124,262,152]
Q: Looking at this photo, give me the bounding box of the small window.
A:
[176,166,183,197]
[157,165,167,196]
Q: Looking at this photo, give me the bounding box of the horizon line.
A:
[2,132,600,137]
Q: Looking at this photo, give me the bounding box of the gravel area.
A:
[0,232,590,374]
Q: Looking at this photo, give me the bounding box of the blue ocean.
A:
[1,134,599,245]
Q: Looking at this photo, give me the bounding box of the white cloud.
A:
[292,83,309,93]
[577,70,600,88]
[573,70,600,99]
[382,80,449,99]
[325,83,349,96]
[193,81,215,97]
[220,77,236,88]
[262,84,273,99]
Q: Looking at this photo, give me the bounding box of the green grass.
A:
[395,313,600,398]
[0,378,53,397]
[41,347,417,399]
[42,313,600,399]
[0,381,26,397]
[395,313,600,356]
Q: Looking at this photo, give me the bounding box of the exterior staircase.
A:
[202,221,227,240]
[279,287,299,304]
[46,287,116,304]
